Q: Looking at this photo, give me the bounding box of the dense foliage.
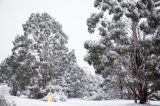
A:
[85,0,160,104]
[0,13,104,100]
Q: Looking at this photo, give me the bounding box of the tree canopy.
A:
[85,0,160,104]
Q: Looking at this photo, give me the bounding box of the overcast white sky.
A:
[0,0,100,72]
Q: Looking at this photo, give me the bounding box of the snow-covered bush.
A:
[102,80,121,100]
[43,92,67,102]
[91,89,105,100]
[43,85,67,102]
[151,91,160,100]
[82,73,106,101]
[28,85,47,99]
[18,89,30,97]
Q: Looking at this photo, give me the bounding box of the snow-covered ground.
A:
[0,83,10,96]
[4,96,160,106]
[0,84,160,106]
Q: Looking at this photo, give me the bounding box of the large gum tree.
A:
[85,0,160,104]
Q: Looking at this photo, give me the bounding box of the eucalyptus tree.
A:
[85,0,160,103]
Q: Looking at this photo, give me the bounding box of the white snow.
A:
[0,83,10,96]
[0,84,160,106]
[5,96,160,106]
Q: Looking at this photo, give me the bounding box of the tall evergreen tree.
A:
[6,34,37,96]
[22,13,69,89]
[85,0,160,104]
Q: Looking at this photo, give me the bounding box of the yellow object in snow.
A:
[47,95,53,102]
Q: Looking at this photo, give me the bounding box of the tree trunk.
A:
[130,85,147,104]
[12,82,18,96]
[134,94,137,103]
[132,21,148,104]
[12,90,17,96]
[119,79,123,99]
[139,96,147,104]
[42,74,45,89]
[139,85,147,104]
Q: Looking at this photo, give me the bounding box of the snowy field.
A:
[1,84,160,106]
[4,96,160,106]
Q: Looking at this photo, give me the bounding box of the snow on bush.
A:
[43,92,67,102]
[43,84,67,102]
[28,85,47,99]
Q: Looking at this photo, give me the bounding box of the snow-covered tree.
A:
[51,50,86,98]
[83,74,105,100]
[22,13,69,89]
[0,13,70,98]
[4,34,38,96]
[0,57,18,96]
[85,0,160,104]
[0,58,10,83]
[14,12,92,100]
